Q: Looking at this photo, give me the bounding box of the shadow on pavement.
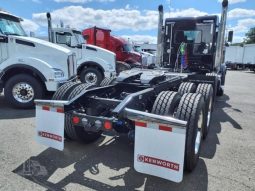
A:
[200,94,242,159]
[0,94,35,119]
[12,93,242,190]
[13,135,208,191]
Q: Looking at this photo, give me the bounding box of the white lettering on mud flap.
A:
[134,121,186,183]
[35,105,65,151]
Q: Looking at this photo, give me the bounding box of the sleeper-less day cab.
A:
[45,13,116,85]
[0,10,76,108]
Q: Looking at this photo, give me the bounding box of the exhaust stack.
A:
[157,5,164,67]
[46,12,53,42]
[215,0,228,70]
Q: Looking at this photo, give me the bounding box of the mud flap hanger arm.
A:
[124,108,187,129]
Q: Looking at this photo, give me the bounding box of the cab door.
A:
[0,35,8,63]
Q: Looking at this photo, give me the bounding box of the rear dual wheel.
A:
[64,83,102,143]
[178,82,214,138]
[196,83,214,138]
[52,82,101,143]
[152,90,206,171]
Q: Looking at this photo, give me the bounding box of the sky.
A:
[1,0,255,43]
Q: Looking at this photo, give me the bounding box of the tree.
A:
[244,27,255,44]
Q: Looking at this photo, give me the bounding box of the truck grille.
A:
[67,53,77,77]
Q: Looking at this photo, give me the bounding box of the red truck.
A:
[83,27,142,71]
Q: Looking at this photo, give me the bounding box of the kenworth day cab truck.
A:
[46,13,116,85]
[35,0,229,183]
[83,27,142,69]
[0,10,76,108]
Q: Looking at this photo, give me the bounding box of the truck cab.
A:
[83,27,142,68]
[46,13,116,85]
[163,16,218,73]
[0,10,76,108]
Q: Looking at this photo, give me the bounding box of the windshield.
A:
[73,30,85,44]
[174,30,202,44]
[0,17,26,36]
[123,43,133,52]
[134,46,142,52]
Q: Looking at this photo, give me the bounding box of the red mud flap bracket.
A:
[35,100,69,151]
[124,108,187,183]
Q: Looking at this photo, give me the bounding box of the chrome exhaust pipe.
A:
[46,12,53,42]
[157,5,164,67]
[215,0,228,71]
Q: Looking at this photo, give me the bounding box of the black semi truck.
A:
[35,0,229,182]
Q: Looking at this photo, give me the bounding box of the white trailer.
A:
[0,10,76,108]
[243,44,255,71]
[225,44,255,71]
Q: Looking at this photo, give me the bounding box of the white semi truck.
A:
[46,13,116,85]
[0,10,76,108]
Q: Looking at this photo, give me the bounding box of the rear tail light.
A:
[72,116,80,124]
[104,121,112,130]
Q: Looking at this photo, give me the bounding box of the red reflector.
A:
[104,121,112,130]
[159,125,172,132]
[72,116,80,124]
[135,121,147,127]
[42,106,50,111]
[57,108,64,113]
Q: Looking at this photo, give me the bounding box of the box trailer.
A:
[243,44,255,71]
[225,44,255,71]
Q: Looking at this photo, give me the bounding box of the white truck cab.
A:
[0,10,76,108]
[46,13,116,85]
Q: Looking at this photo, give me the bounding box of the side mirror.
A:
[227,30,233,42]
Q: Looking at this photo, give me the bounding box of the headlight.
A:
[52,68,64,78]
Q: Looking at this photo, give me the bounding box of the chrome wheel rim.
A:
[195,110,203,155]
[207,97,213,127]
[85,72,97,84]
[12,82,34,103]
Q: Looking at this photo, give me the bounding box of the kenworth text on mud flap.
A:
[35,0,229,182]
[44,13,116,85]
[0,10,76,109]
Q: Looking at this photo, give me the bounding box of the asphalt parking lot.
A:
[0,70,255,191]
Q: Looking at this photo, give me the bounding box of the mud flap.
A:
[134,121,186,183]
[35,100,68,151]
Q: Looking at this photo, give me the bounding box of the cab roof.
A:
[165,15,218,24]
[0,9,23,21]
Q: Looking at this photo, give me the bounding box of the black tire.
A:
[65,83,102,143]
[4,74,43,109]
[206,73,224,96]
[175,93,206,172]
[217,86,224,96]
[67,83,95,100]
[151,91,181,116]
[178,82,196,95]
[196,83,214,139]
[100,77,116,87]
[52,82,81,100]
[80,67,103,85]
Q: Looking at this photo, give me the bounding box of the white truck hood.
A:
[85,44,115,56]
[16,36,71,54]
